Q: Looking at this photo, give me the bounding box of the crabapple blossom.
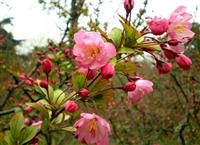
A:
[123,81,136,92]
[128,79,153,104]
[72,30,116,73]
[42,59,52,74]
[74,113,110,145]
[167,6,194,41]
[79,88,90,99]
[148,17,168,35]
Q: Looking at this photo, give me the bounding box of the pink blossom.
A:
[149,17,168,35]
[176,54,192,70]
[74,113,110,145]
[128,79,153,104]
[79,88,90,99]
[167,6,194,41]
[72,30,116,73]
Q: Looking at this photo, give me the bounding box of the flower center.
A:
[88,119,98,135]
[174,24,184,34]
[83,45,100,60]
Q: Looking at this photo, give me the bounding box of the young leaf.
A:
[72,72,86,91]
[27,103,49,120]
[61,126,76,132]
[115,60,136,75]
[19,126,38,145]
[108,28,123,48]
[10,112,25,140]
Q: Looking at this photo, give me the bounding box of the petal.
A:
[104,42,116,58]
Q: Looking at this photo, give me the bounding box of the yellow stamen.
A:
[83,45,100,60]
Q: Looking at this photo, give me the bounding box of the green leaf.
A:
[19,126,38,145]
[108,28,123,48]
[52,113,70,124]
[10,112,25,140]
[115,60,136,75]
[119,15,141,47]
[137,42,161,51]
[72,72,86,91]
[3,131,14,145]
[53,89,66,107]
[118,47,135,54]
[61,126,76,132]
[27,103,49,120]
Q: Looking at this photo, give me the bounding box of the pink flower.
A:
[65,100,77,113]
[128,79,153,104]
[149,17,168,35]
[176,54,192,70]
[124,0,134,14]
[72,30,116,73]
[74,113,110,145]
[101,63,115,79]
[167,6,194,41]
[156,62,172,74]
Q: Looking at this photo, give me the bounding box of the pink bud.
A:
[24,106,32,114]
[65,100,77,113]
[176,54,192,70]
[101,63,115,79]
[16,103,23,108]
[168,39,181,46]
[79,88,90,99]
[19,73,26,80]
[163,49,176,59]
[25,80,32,86]
[86,69,97,80]
[149,17,168,35]
[124,0,134,14]
[42,59,52,74]
[123,82,136,91]
[32,137,39,144]
[64,48,70,57]
[32,121,42,131]
[156,62,172,74]
[24,118,31,125]
[39,80,48,89]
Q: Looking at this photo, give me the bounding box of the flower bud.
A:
[64,48,70,57]
[124,0,134,14]
[176,54,192,70]
[123,82,136,91]
[39,80,48,89]
[32,121,42,131]
[86,69,97,80]
[19,73,26,80]
[24,106,32,114]
[168,39,181,46]
[156,62,172,74]
[65,100,77,113]
[149,17,168,35]
[42,59,52,74]
[79,88,90,99]
[163,49,176,59]
[101,63,115,79]
[25,80,33,86]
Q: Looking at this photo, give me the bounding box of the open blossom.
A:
[149,17,168,35]
[74,113,111,145]
[128,79,153,104]
[73,30,116,73]
[167,6,194,41]
[176,54,192,70]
